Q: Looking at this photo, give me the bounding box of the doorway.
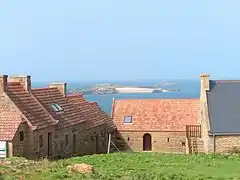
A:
[47,132,52,157]
[96,134,99,153]
[143,133,152,151]
[73,134,76,154]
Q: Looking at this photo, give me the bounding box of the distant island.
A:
[67,82,180,95]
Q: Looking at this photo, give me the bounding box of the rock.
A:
[71,163,94,174]
[4,161,12,165]
[0,160,11,166]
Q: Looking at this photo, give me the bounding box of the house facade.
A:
[111,73,240,154]
[200,74,240,154]
[111,98,201,153]
[0,75,115,159]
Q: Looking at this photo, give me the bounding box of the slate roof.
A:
[207,80,240,134]
[112,98,199,131]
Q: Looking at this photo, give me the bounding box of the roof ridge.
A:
[8,82,21,86]
[32,87,56,90]
[67,94,83,97]
[115,98,199,101]
[214,80,240,83]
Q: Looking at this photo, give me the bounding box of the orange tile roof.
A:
[7,82,57,129]
[0,112,22,141]
[89,102,116,130]
[31,88,87,129]
[68,94,88,104]
[0,80,115,140]
[112,98,199,131]
[67,94,115,131]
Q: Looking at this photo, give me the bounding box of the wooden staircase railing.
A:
[186,125,201,138]
[186,125,201,154]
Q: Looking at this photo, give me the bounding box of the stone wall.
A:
[215,135,240,154]
[12,122,34,158]
[199,73,214,154]
[117,131,187,153]
[31,123,110,159]
[32,126,55,159]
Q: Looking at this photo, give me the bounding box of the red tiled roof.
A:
[89,102,116,130]
[112,98,199,131]
[7,82,57,129]
[68,94,88,104]
[67,94,115,131]
[1,80,115,140]
[0,112,22,141]
[31,88,88,129]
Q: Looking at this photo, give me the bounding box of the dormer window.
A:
[51,103,63,112]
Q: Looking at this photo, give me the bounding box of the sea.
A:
[33,79,200,114]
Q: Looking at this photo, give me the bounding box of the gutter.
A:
[209,132,216,154]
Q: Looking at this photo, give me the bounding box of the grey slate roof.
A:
[207,80,240,135]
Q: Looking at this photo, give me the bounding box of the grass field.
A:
[1,152,240,180]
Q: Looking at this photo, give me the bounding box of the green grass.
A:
[1,152,240,179]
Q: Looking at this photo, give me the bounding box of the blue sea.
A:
[33,79,200,114]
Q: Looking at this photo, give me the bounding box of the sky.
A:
[0,1,240,82]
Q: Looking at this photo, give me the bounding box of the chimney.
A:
[200,73,210,98]
[8,75,31,92]
[49,83,67,97]
[0,75,8,95]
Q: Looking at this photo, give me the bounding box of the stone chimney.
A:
[8,75,31,92]
[200,73,210,98]
[0,75,8,95]
[49,83,67,97]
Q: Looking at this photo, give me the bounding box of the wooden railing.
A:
[186,125,201,138]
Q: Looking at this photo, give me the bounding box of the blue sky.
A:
[0,1,239,82]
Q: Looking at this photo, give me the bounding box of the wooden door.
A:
[48,132,52,157]
[73,134,76,154]
[143,133,152,151]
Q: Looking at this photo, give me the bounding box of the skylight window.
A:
[124,116,132,123]
[54,104,63,111]
[51,103,63,112]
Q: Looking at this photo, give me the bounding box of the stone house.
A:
[111,98,200,153]
[112,73,240,154]
[0,75,115,159]
[200,74,240,154]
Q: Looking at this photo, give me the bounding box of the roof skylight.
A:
[51,103,63,112]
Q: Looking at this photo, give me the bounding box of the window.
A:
[39,135,43,147]
[20,131,24,141]
[124,116,132,123]
[65,134,69,146]
[182,142,186,147]
[167,138,170,142]
[51,103,63,112]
